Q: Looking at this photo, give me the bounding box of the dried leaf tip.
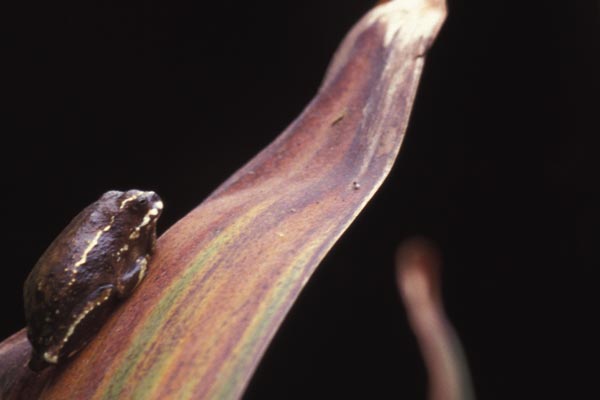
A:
[322,0,446,88]
[370,0,447,48]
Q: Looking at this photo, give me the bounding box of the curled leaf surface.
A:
[0,1,446,398]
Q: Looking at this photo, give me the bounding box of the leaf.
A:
[0,1,446,398]
[396,238,475,400]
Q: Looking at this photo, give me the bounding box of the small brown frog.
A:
[23,189,163,371]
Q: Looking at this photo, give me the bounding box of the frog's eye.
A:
[121,191,161,215]
[128,200,147,214]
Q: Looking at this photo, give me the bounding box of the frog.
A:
[23,189,163,372]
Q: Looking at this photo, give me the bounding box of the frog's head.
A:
[100,189,163,243]
[117,189,163,224]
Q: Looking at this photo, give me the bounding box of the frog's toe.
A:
[28,349,51,372]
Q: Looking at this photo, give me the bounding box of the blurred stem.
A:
[396,238,475,400]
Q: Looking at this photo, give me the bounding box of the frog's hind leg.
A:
[46,285,116,364]
[116,255,150,298]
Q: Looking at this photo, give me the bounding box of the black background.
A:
[3,0,597,398]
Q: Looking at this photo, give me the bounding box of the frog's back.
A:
[23,197,119,356]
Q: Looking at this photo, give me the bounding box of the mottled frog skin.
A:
[23,189,163,371]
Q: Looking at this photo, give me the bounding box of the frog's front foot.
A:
[116,255,150,298]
